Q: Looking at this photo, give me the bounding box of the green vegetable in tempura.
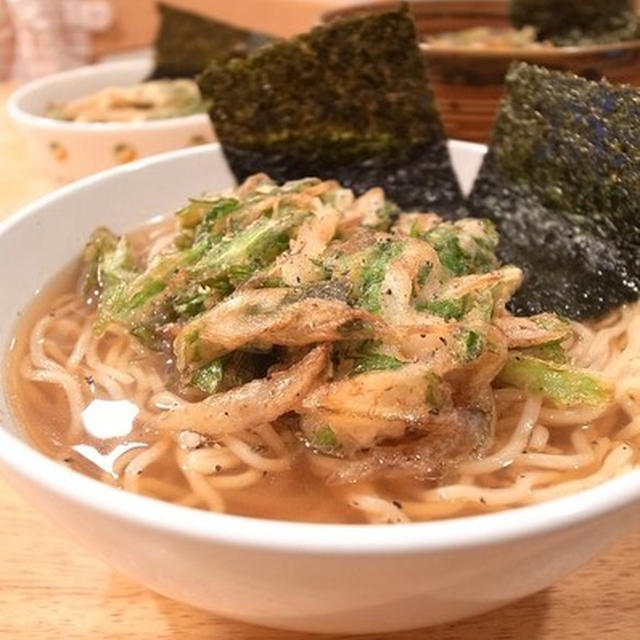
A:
[79,167,624,489]
[80,227,137,299]
[497,354,614,408]
[89,178,322,346]
[191,359,224,394]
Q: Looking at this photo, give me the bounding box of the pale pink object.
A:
[2,0,113,81]
[0,0,13,81]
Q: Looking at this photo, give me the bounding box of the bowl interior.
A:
[1,141,640,554]
[11,59,153,120]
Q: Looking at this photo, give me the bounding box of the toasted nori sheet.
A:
[509,0,639,45]
[198,7,464,215]
[149,3,273,80]
[468,62,640,320]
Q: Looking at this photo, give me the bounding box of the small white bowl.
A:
[6,59,215,183]
[0,142,638,634]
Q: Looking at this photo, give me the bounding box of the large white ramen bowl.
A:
[0,142,639,634]
[6,59,214,183]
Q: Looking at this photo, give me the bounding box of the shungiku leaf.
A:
[497,354,613,408]
[313,426,340,450]
[191,359,224,394]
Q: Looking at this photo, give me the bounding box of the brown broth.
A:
[6,263,369,523]
[6,220,639,524]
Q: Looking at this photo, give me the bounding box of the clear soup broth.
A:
[7,177,640,524]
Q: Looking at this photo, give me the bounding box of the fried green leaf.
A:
[468,62,640,320]
[313,426,340,451]
[497,354,613,408]
[411,218,499,277]
[423,297,467,321]
[191,359,224,394]
[94,181,316,343]
[199,7,464,214]
[348,341,404,376]
[80,227,137,300]
[359,240,405,313]
[100,215,295,333]
[176,197,239,232]
[516,341,567,364]
[454,328,486,363]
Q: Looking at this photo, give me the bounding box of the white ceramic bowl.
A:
[0,142,639,634]
[6,59,215,183]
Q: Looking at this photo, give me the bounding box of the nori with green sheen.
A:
[509,0,639,45]
[198,7,464,215]
[468,62,640,320]
[149,3,272,80]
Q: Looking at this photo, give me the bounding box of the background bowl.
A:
[0,143,639,634]
[6,59,215,183]
[323,0,640,143]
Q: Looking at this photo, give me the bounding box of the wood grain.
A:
[324,0,640,143]
[1,72,640,639]
[0,470,639,639]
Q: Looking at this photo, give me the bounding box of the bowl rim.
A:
[1,141,639,555]
[6,58,209,133]
[420,39,640,60]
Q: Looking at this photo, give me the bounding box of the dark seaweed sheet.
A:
[199,7,464,215]
[149,3,272,80]
[509,0,639,45]
[468,62,640,320]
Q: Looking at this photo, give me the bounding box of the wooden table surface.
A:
[1,75,640,639]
